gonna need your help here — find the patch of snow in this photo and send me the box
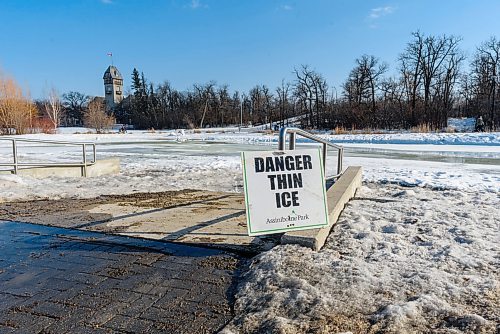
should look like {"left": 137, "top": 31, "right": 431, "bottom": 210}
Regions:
{"left": 223, "top": 184, "right": 499, "bottom": 333}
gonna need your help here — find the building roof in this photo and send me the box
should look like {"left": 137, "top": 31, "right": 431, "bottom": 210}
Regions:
{"left": 103, "top": 65, "right": 123, "bottom": 80}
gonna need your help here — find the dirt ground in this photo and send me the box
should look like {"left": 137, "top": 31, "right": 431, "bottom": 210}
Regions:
{"left": 0, "top": 190, "right": 225, "bottom": 229}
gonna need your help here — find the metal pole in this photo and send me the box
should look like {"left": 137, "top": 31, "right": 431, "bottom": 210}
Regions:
{"left": 337, "top": 148, "right": 343, "bottom": 175}
{"left": 492, "top": 75, "right": 496, "bottom": 131}
{"left": 278, "top": 127, "right": 287, "bottom": 150}
{"left": 239, "top": 100, "right": 242, "bottom": 132}
{"left": 93, "top": 144, "right": 96, "bottom": 163}
{"left": 289, "top": 132, "right": 296, "bottom": 150}
{"left": 322, "top": 144, "right": 327, "bottom": 174}
{"left": 82, "top": 144, "right": 87, "bottom": 177}
{"left": 12, "top": 139, "right": 18, "bottom": 175}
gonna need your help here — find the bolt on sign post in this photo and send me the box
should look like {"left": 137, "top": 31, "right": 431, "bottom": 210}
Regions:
{"left": 241, "top": 148, "right": 329, "bottom": 236}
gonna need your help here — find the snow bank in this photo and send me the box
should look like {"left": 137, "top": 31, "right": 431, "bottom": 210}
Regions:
{"left": 4, "top": 128, "right": 500, "bottom": 147}
{"left": 190, "top": 130, "right": 500, "bottom": 146}
{"left": 0, "top": 154, "right": 243, "bottom": 203}
{"left": 324, "top": 132, "right": 500, "bottom": 146}
{"left": 340, "top": 156, "right": 500, "bottom": 194}
{"left": 223, "top": 184, "right": 499, "bottom": 333}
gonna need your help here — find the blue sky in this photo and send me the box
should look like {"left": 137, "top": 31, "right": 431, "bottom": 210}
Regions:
{"left": 1, "top": 0, "right": 499, "bottom": 99}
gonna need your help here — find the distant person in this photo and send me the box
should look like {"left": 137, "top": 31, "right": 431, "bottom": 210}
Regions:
{"left": 475, "top": 116, "right": 485, "bottom": 132}
{"left": 119, "top": 125, "right": 126, "bottom": 133}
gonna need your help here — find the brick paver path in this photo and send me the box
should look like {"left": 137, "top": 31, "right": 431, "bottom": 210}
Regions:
{"left": 0, "top": 221, "right": 244, "bottom": 333}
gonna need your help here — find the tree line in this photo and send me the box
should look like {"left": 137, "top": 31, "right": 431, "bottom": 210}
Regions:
{"left": 0, "top": 77, "right": 114, "bottom": 135}
{"left": 1, "top": 32, "right": 499, "bottom": 135}
{"left": 115, "top": 33, "right": 499, "bottom": 131}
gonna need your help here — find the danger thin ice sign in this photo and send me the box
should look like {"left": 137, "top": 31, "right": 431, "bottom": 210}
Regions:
{"left": 241, "top": 148, "right": 329, "bottom": 236}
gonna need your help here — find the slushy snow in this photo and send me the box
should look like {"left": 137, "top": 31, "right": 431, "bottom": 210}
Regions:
{"left": 222, "top": 184, "right": 499, "bottom": 333}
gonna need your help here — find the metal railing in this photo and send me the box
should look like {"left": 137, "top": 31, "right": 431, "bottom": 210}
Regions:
{"left": 278, "top": 127, "right": 344, "bottom": 180}
{"left": 0, "top": 138, "right": 96, "bottom": 177}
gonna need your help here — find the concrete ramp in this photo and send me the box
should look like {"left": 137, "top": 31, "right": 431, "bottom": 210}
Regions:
{"left": 281, "top": 166, "right": 362, "bottom": 250}
{"left": 0, "top": 158, "right": 120, "bottom": 178}
{"left": 87, "top": 192, "right": 278, "bottom": 254}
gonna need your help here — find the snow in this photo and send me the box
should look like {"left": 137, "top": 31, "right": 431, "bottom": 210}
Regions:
{"left": 197, "top": 130, "right": 500, "bottom": 146}
{"left": 0, "top": 128, "right": 498, "bottom": 207}
{"left": 1, "top": 129, "right": 498, "bottom": 202}
{"left": 222, "top": 185, "right": 499, "bottom": 333}
{"left": 1, "top": 127, "right": 499, "bottom": 333}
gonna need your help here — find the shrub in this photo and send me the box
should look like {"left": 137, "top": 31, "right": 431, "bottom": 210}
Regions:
{"left": 31, "top": 117, "right": 56, "bottom": 134}
{"left": 0, "top": 71, "right": 34, "bottom": 135}
{"left": 411, "top": 123, "right": 433, "bottom": 133}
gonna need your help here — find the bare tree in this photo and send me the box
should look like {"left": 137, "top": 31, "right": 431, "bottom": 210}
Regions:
{"left": 294, "top": 65, "right": 328, "bottom": 128}
{"left": 217, "top": 85, "right": 230, "bottom": 127}
{"left": 343, "top": 55, "right": 387, "bottom": 126}
{"left": 399, "top": 32, "right": 463, "bottom": 128}
{"left": 44, "top": 87, "right": 63, "bottom": 130}
{"left": 195, "top": 82, "right": 216, "bottom": 128}
{"left": 474, "top": 37, "right": 500, "bottom": 129}
{"left": 276, "top": 80, "right": 292, "bottom": 127}
{"left": 249, "top": 85, "right": 272, "bottom": 126}
{"left": 399, "top": 31, "right": 424, "bottom": 126}
{"left": 84, "top": 98, "right": 115, "bottom": 133}
{"left": 379, "top": 77, "right": 406, "bottom": 128}
{"left": 62, "top": 91, "right": 89, "bottom": 126}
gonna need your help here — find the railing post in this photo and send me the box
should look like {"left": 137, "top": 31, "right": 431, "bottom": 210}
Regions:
{"left": 289, "top": 132, "right": 296, "bottom": 150}
{"left": 277, "top": 127, "right": 344, "bottom": 181}
{"left": 92, "top": 144, "right": 96, "bottom": 163}
{"left": 278, "top": 127, "right": 287, "bottom": 150}
{"left": 337, "top": 147, "right": 343, "bottom": 175}
{"left": 12, "top": 139, "right": 18, "bottom": 175}
{"left": 322, "top": 143, "right": 327, "bottom": 175}
{"left": 82, "top": 144, "right": 87, "bottom": 177}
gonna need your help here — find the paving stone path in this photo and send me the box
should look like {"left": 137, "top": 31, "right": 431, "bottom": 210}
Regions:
{"left": 0, "top": 221, "right": 245, "bottom": 334}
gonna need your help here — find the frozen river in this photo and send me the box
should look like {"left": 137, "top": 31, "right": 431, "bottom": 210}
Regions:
{"left": 1, "top": 131, "right": 499, "bottom": 202}
{"left": 88, "top": 139, "right": 500, "bottom": 164}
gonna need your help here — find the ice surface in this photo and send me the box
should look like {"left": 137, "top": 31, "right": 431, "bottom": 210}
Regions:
{"left": 0, "top": 129, "right": 499, "bottom": 202}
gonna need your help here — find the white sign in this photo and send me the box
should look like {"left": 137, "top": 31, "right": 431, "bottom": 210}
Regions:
{"left": 241, "top": 148, "right": 329, "bottom": 236}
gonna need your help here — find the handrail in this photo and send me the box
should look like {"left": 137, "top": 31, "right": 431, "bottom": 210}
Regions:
{"left": 278, "top": 127, "right": 344, "bottom": 180}
{"left": 0, "top": 137, "right": 96, "bottom": 177}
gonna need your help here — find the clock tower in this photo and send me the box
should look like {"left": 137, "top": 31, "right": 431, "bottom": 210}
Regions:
{"left": 103, "top": 65, "right": 123, "bottom": 111}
